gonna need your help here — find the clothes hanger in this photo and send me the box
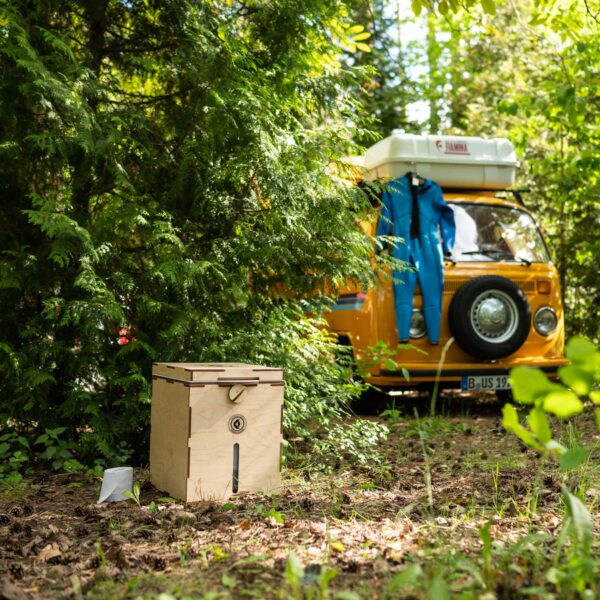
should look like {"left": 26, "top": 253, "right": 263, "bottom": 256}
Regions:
{"left": 406, "top": 170, "right": 425, "bottom": 186}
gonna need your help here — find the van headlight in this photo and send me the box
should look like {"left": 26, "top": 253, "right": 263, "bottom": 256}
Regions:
{"left": 410, "top": 309, "right": 426, "bottom": 338}
{"left": 534, "top": 306, "right": 558, "bottom": 335}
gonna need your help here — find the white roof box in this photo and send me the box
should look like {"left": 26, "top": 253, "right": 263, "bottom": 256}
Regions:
{"left": 363, "top": 132, "right": 518, "bottom": 189}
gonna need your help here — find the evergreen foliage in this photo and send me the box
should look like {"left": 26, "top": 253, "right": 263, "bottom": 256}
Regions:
{"left": 0, "top": 0, "right": 381, "bottom": 468}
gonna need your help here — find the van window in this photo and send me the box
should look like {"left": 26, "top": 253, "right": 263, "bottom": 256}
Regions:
{"left": 451, "top": 202, "right": 550, "bottom": 264}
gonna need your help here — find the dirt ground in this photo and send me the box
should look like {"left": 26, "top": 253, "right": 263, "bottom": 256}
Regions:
{"left": 0, "top": 393, "right": 598, "bottom": 599}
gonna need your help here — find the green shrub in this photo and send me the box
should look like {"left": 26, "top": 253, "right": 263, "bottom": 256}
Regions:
{"left": 0, "top": 0, "right": 380, "bottom": 472}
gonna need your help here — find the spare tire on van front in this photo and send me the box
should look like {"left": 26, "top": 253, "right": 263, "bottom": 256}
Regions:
{"left": 448, "top": 275, "right": 531, "bottom": 360}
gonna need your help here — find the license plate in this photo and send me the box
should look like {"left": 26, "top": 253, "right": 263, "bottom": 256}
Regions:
{"left": 461, "top": 375, "right": 511, "bottom": 391}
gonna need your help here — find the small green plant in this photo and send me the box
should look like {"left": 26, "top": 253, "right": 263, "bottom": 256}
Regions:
{"left": 547, "top": 487, "right": 596, "bottom": 596}
{"left": 312, "top": 418, "right": 389, "bottom": 472}
{"left": 491, "top": 462, "right": 500, "bottom": 514}
{"left": 503, "top": 337, "right": 599, "bottom": 458}
{"left": 178, "top": 540, "right": 193, "bottom": 566}
{"left": 95, "top": 541, "right": 107, "bottom": 569}
{"left": 404, "top": 415, "right": 467, "bottom": 440}
{"left": 356, "top": 340, "right": 425, "bottom": 380}
{"left": 476, "top": 527, "right": 551, "bottom": 595}
{"left": 265, "top": 506, "right": 285, "bottom": 524}
{"left": 285, "top": 554, "right": 339, "bottom": 600}
{"left": 34, "top": 427, "right": 83, "bottom": 471}
{"left": 429, "top": 336, "right": 455, "bottom": 416}
{"left": 0, "top": 431, "right": 30, "bottom": 486}
{"left": 380, "top": 398, "right": 403, "bottom": 425}
{"left": 253, "top": 503, "right": 285, "bottom": 524}
{"left": 159, "top": 497, "right": 179, "bottom": 504}
{"left": 123, "top": 482, "right": 142, "bottom": 508}
{"left": 479, "top": 520, "right": 493, "bottom": 582}
{"left": 384, "top": 563, "right": 452, "bottom": 600}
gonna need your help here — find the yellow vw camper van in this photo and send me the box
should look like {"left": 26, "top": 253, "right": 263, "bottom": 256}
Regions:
{"left": 326, "top": 133, "right": 567, "bottom": 396}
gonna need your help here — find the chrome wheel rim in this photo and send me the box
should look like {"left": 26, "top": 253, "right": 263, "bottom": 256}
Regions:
{"left": 470, "top": 290, "right": 519, "bottom": 343}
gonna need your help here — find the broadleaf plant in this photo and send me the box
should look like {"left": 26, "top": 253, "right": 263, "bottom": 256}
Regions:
{"left": 502, "top": 336, "right": 600, "bottom": 596}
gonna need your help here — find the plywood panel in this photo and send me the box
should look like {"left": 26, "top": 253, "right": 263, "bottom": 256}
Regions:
{"left": 150, "top": 379, "right": 190, "bottom": 501}
{"left": 187, "top": 383, "right": 283, "bottom": 500}
{"left": 188, "top": 385, "right": 237, "bottom": 433}
{"left": 187, "top": 432, "right": 282, "bottom": 500}
{"left": 236, "top": 435, "right": 282, "bottom": 494}
{"left": 188, "top": 385, "right": 282, "bottom": 433}
{"left": 153, "top": 362, "right": 284, "bottom": 383}
{"left": 187, "top": 443, "right": 236, "bottom": 501}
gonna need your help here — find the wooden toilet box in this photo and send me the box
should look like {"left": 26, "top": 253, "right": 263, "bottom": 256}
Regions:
{"left": 150, "top": 363, "right": 284, "bottom": 502}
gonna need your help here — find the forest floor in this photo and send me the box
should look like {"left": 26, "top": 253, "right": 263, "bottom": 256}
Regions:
{"left": 0, "top": 393, "right": 599, "bottom": 600}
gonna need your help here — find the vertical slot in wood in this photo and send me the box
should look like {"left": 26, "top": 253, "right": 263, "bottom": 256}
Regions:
{"left": 232, "top": 443, "right": 240, "bottom": 493}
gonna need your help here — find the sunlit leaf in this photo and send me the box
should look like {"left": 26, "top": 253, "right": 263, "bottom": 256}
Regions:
{"left": 558, "top": 364, "right": 593, "bottom": 395}
{"left": 545, "top": 439, "right": 567, "bottom": 454}
{"left": 481, "top": 0, "right": 497, "bottom": 15}
{"left": 543, "top": 389, "right": 584, "bottom": 417}
{"left": 346, "top": 25, "right": 365, "bottom": 35}
{"left": 527, "top": 407, "right": 551, "bottom": 443}
{"left": 509, "top": 367, "right": 558, "bottom": 405}
{"left": 502, "top": 404, "right": 543, "bottom": 450}
{"left": 565, "top": 336, "right": 597, "bottom": 364}
{"left": 565, "top": 337, "right": 600, "bottom": 378}
{"left": 411, "top": 0, "right": 423, "bottom": 16}
{"left": 383, "top": 358, "right": 397, "bottom": 371}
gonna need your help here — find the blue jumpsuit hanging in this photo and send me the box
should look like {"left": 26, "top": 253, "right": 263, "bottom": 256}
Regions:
{"left": 376, "top": 175, "right": 456, "bottom": 344}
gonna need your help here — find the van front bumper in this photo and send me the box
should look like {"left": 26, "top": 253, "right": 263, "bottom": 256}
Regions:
{"left": 373, "top": 358, "right": 568, "bottom": 387}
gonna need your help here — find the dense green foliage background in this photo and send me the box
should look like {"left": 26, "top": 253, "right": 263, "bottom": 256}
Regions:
{"left": 0, "top": 0, "right": 381, "bottom": 469}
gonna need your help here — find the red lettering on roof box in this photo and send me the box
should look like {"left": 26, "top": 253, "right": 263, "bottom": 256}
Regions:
{"left": 444, "top": 141, "right": 470, "bottom": 155}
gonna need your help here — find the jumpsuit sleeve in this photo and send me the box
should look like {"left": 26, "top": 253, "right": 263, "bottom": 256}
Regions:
{"left": 437, "top": 189, "right": 456, "bottom": 256}
{"left": 375, "top": 187, "right": 393, "bottom": 252}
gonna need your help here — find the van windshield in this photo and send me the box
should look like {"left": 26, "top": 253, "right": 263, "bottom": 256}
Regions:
{"left": 450, "top": 202, "right": 550, "bottom": 264}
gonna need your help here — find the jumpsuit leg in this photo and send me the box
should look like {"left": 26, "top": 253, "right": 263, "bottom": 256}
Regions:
{"left": 393, "top": 251, "right": 417, "bottom": 342}
{"left": 417, "top": 236, "right": 444, "bottom": 345}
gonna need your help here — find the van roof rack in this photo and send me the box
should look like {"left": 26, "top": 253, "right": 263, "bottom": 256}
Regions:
{"left": 442, "top": 187, "right": 531, "bottom": 207}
